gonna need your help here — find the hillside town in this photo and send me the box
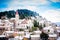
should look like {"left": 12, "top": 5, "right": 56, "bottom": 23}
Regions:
{"left": 0, "top": 11, "right": 60, "bottom": 40}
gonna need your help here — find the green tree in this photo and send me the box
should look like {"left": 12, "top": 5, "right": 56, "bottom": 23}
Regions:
{"left": 33, "top": 20, "right": 39, "bottom": 27}
{"left": 39, "top": 24, "right": 43, "bottom": 30}
{"left": 29, "top": 27, "right": 37, "bottom": 32}
{"left": 33, "top": 20, "right": 43, "bottom": 30}
{"left": 44, "top": 24, "right": 46, "bottom": 27}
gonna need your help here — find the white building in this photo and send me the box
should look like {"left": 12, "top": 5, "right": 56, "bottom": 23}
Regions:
{"left": 43, "top": 26, "right": 55, "bottom": 34}
{"left": 16, "top": 19, "right": 33, "bottom": 29}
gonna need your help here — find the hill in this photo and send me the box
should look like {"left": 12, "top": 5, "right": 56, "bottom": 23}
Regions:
{"left": 0, "top": 9, "right": 39, "bottom": 19}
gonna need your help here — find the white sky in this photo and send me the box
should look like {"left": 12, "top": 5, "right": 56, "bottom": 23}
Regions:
{"left": 40, "top": 9, "right": 60, "bottom": 22}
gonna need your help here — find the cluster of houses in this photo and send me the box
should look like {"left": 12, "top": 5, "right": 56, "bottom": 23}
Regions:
{"left": 0, "top": 11, "right": 60, "bottom": 40}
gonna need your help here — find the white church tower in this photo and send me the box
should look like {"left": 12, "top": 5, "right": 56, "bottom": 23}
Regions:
{"left": 15, "top": 11, "right": 19, "bottom": 27}
{"left": 15, "top": 11, "right": 19, "bottom": 20}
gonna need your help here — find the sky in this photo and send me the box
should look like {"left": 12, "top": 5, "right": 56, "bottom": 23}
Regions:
{"left": 0, "top": 0, "right": 60, "bottom": 23}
